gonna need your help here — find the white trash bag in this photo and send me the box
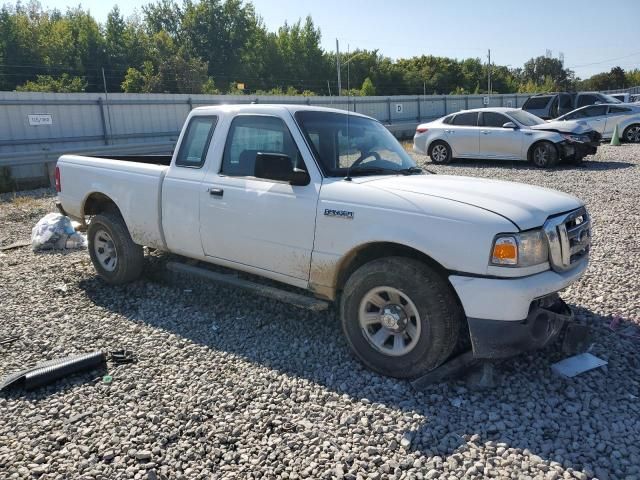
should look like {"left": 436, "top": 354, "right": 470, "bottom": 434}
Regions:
{"left": 31, "top": 213, "right": 87, "bottom": 251}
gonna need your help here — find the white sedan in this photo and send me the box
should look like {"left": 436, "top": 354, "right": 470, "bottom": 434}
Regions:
{"left": 413, "top": 108, "right": 600, "bottom": 168}
{"left": 556, "top": 104, "right": 640, "bottom": 143}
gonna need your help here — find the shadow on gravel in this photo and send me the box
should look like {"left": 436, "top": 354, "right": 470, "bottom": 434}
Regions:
{"left": 77, "top": 263, "right": 640, "bottom": 477}
{"left": 440, "top": 159, "right": 634, "bottom": 171}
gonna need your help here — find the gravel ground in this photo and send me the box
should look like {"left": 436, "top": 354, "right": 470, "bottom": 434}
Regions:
{"left": 1, "top": 145, "right": 639, "bottom": 480}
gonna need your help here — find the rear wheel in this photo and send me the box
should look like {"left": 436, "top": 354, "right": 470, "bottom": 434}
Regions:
{"left": 88, "top": 212, "right": 144, "bottom": 285}
{"left": 429, "top": 141, "right": 452, "bottom": 164}
{"left": 529, "top": 141, "right": 559, "bottom": 168}
{"left": 623, "top": 124, "right": 640, "bottom": 143}
{"left": 340, "top": 257, "right": 463, "bottom": 378}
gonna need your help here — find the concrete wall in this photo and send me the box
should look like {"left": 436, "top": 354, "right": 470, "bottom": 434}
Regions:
{"left": 0, "top": 91, "right": 532, "bottom": 190}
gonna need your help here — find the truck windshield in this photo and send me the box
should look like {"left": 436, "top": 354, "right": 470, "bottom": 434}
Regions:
{"left": 508, "top": 110, "right": 545, "bottom": 127}
{"left": 295, "top": 111, "right": 418, "bottom": 177}
{"left": 599, "top": 94, "right": 622, "bottom": 104}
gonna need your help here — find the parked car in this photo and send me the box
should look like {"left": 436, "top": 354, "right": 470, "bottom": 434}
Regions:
{"left": 56, "top": 105, "right": 591, "bottom": 379}
{"left": 556, "top": 104, "right": 640, "bottom": 142}
{"left": 631, "top": 94, "right": 640, "bottom": 104}
{"left": 522, "top": 92, "right": 622, "bottom": 119}
{"left": 608, "top": 93, "right": 631, "bottom": 103}
{"left": 413, "top": 107, "right": 600, "bottom": 167}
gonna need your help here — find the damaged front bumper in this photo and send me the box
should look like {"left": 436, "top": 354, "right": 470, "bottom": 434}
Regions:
{"left": 467, "top": 294, "right": 573, "bottom": 359}
{"left": 557, "top": 131, "right": 601, "bottom": 160}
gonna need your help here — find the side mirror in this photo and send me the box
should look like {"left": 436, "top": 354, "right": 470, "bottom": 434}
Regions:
{"left": 502, "top": 122, "right": 518, "bottom": 129}
{"left": 254, "top": 152, "right": 310, "bottom": 186}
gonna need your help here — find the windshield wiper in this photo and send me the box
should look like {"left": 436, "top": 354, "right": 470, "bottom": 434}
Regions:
{"left": 347, "top": 166, "right": 424, "bottom": 177}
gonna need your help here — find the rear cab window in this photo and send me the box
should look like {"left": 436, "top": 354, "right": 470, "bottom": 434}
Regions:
{"left": 577, "top": 94, "right": 598, "bottom": 108}
{"left": 175, "top": 116, "right": 218, "bottom": 168}
{"left": 523, "top": 96, "right": 551, "bottom": 110}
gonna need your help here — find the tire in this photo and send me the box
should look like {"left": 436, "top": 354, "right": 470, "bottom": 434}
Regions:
{"left": 529, "top": 141, "right": 559, "bottom": 168}
{"left": 88, "top": 212, "right": 144, "bottom": 285}
{"left": 429, "top": 141, "right": 452, "bottom": 164}
{"left": 623, "top": 124, "right": 640, "bottom": 143}
{"left": 339, "top": 257, "right": 464, "bottom": 379}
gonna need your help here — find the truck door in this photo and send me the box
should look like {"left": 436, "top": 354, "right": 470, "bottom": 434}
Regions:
{"left": 199, "top": 114, "right": 320, "bottom": 282}
{"left": 558, "top": 93, "right": 573, "bottom": 116}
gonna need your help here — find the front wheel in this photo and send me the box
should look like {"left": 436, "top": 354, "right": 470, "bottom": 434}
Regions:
{"left": 88, "top": 212, "right": 144, "bottom": 285}
{"left": 529, "top": 141, "right": 559, "bottom": 168}
{"left": 623, "top": 124, "right": 640, "bottom": 143}
{"left": 340, "top": 257, "right": 463, "bottom": 378}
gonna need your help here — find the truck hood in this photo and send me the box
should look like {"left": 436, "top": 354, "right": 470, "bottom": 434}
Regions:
{"left": 531, "top": 119, "right": 592, "bottom": 134}
{"left": 360, "top": 174, "right": 583, "bottom": 230}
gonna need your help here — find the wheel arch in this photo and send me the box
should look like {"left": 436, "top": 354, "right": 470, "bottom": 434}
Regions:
{"left": 527, "top": 139, "right": 559, "bottom": 162}
{"left": 427, "top": 137, "right": 451, "bottom": 155}
{"left": 334, "top": 242, "right": 462, "bottom": 307}
{"left": 83, "top": 192, "right": 123, "bottom": 218}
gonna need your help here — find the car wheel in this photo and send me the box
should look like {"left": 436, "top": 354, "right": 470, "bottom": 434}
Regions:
{"left": 339, "top": 257, "right": 463, "bottom": 378}
{"left": 429, "top": 141, "right": 452, "bottom": 164}
{"left": 623, "top": 124, "right": 640, "bottom": 143}
{"left": 88, "top": 212, "right": 144, "bottom": 285}
{"left": 530, "top": 141, "right": 559, "bottom": 168}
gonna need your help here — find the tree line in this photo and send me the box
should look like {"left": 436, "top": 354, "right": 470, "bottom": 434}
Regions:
{"left": 1, "top": 0, "right": 639, "bottom": 96}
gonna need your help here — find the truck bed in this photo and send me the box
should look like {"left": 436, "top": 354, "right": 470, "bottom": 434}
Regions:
{"left": 57, "top": 154, "right": 170, "bottom": 249}
{"left": 86, "top": 154, "right": 173, "bottom": 166}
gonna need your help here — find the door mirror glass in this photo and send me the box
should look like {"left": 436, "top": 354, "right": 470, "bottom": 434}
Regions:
{"left": 254, "top": 152, "right": 310, "bottom": 186}
{"left": 502, "top": 122, "right": 518, "bottom": 129}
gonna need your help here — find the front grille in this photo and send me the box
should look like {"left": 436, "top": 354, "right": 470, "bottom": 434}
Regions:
{"left": 543, "top": 207, "right": 590, "bottom": 272}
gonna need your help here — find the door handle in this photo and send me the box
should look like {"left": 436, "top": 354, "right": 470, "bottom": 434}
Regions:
{"left": 481, "top": 130, "right": 490, "bottom": 134}
{"left": 208, "top": 188, "right": 224, "bottom": 197}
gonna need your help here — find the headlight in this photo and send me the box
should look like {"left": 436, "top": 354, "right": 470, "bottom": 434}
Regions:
{"left": 490, "top": 230, "right": 549, "bottom": 267}
{"left": 561, "top": 133, "right": 589, "bottom": 143}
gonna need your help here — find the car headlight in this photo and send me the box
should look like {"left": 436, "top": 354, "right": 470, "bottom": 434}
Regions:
{"left": 490, "top": 230, "right": 549, "bottom": 267}
{"left": 561, "top": 133, "right": 589, "bottom": 143}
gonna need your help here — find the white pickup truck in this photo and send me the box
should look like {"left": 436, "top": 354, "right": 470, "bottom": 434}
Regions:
{"left": 56, "top": 104, "right": 591, "bottom": 378}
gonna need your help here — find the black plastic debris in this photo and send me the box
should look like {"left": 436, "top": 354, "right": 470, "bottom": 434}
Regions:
{"left": 109, "top": 349, "right": 137, "bottom": 365}
{"left": 0, "top": 351, "right": 106, "bottom": 392}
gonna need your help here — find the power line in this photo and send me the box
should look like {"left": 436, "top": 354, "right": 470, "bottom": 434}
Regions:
{"left": 567, "top": 51, "right": 640, "bottom": 69}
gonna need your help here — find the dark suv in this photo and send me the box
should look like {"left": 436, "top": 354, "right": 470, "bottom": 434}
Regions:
{"left": 522, "top": 92, "right": 622, "bottom": 119}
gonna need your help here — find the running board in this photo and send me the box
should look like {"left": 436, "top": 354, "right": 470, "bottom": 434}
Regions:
{"left": 166, "top": 261, "right": 330, "bottom": 312}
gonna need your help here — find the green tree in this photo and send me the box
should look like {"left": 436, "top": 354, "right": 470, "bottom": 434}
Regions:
{"left": 360, "top": 77, "right": 375, "bottom": 96}
{"left": 16, "top": 73, "right": 87, "bottom": 92}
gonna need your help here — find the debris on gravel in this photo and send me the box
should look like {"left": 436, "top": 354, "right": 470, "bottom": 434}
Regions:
{"left": 1, "top": 145, "right": 639, "bottom": 479}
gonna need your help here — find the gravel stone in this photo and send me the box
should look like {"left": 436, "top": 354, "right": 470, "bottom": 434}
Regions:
{"left": 1, "top": 145, "right": 639, "bottom": 478}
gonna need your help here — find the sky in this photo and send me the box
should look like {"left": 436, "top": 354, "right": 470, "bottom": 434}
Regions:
{"left": 36, "top": 0, "right": 640, "bottom": 78}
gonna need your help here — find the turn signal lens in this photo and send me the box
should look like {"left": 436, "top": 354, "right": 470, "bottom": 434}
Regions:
{"left": 492, "top": 237, "right": 517, "bottom": 265}
{"left": 416, "top": 126, "right": 429, "bottom": 133}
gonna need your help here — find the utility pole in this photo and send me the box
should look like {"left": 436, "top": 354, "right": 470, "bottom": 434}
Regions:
{"left": 487, "top": 49, "right": 491, "bottom": 95}
{"left": 336, "top": 39, "right": 342, "bottom": 96}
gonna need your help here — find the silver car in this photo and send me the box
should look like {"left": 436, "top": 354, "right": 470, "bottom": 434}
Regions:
{"left": 556, "top": 104, "right": 640, "bottom": 143}
{"left": 413, "top": 107, "right": 600, "bottom": 168}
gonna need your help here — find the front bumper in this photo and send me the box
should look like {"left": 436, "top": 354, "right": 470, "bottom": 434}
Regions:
{"left": 449, "top": 257, "right": 587, "bottom": 321}
{"left": 450, "top": 259, "right": 587, "bottom": 359}
{"left": 558, "top": 134, "right": 600, "bottom": 159}
{"left": 467, "top": 294, "right": 572, "bottom": 358}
